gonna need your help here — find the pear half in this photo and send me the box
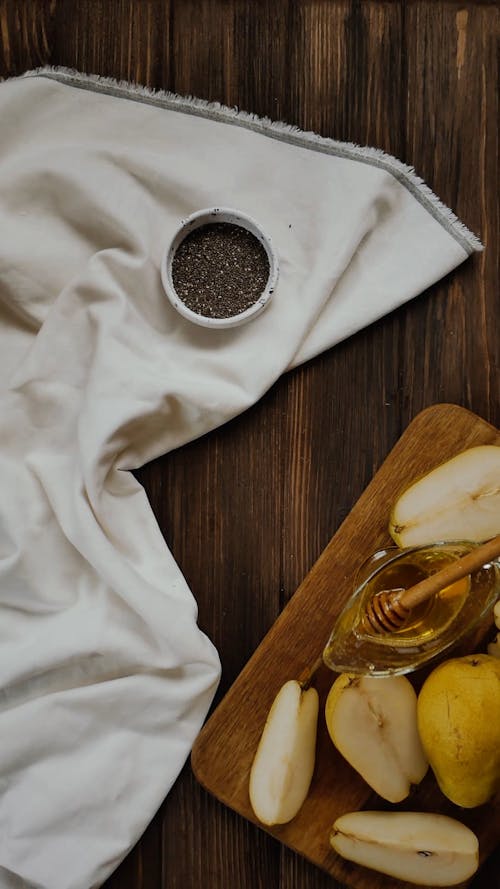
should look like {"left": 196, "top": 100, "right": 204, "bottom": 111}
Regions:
{"left": 249, "top": 679, "right": 318, "bottom": 826}
{"left": 330, "top": 811, "right": 479, "bottom": 886}
{"left": 325, "top": 674, "right": 428, "bottom": 802}
{"left": 389, "top": 445, "right": 500, "bottom": 547}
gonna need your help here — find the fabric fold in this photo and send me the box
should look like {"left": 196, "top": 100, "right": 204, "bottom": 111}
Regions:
{"left": 0, "top": 68, "right": 481, "bottom": 889}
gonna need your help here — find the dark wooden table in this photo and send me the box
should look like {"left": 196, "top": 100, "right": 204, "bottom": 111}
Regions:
{"left": 1, "top": 2, "right": 498, "bottom": 888}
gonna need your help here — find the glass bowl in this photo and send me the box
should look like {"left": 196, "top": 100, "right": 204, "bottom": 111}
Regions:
{"left": 322, "top": 541, "right": 500, "bottom": 677}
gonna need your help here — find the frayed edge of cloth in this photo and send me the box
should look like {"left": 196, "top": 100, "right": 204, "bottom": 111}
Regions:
{"left": 8, "top": 65, "right": 484, "bottom": 255}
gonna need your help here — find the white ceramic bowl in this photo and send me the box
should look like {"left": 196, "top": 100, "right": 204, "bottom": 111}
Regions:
{"left": 160, "top": 207, "right": 279, "bottom": 329}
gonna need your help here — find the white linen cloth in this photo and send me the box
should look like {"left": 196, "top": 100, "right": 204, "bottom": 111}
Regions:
{"left": 0, "top": 68, "right": 482, "bottom": 889}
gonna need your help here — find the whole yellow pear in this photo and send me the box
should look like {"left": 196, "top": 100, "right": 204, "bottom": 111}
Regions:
{"left": 417, "top": 654, "right": 500, "bottom": 807}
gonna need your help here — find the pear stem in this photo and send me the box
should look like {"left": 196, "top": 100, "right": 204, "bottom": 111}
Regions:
{"left": 297, "top": 654, "right": 324, "bottom": 689}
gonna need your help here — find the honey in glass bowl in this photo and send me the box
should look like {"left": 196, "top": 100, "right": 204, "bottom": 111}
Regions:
{"left": 322, "top": 541, "right": 500, "bottom": 677}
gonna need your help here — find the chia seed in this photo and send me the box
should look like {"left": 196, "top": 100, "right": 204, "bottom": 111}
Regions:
{"left": 171, "top": 222, "right": 270, "bottom": 319}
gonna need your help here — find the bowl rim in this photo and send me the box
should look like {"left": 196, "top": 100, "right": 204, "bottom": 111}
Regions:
{"left": 160, "top": 207, "right": 279, "bottom": 329}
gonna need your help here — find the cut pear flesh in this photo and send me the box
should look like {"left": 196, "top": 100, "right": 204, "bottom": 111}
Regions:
{"left": 330, "top": 811, "right": 479, "bottom": 886}
{"left": 249, "top": 679, "right": 318, "bottom": 826}
{"left": 488, "top": 601, "right": 500, "bottom": 658}
{"left": 325, "top": 674, "right": 428, "bottom": 803}
{"left": 389, "top": 445, "right": 500, "bottom": 547}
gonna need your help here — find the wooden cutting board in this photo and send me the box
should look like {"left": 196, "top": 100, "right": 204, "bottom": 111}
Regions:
{"left": 191, "top": 404, "right": 500, "bottom": 889}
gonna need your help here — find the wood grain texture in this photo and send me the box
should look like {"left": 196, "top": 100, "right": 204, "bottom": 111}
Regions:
{"left": 192, "top": 404, "right": 500, "bottom": 889}
{"left": 0, "top": 2, "right": 498, "bottom": 888}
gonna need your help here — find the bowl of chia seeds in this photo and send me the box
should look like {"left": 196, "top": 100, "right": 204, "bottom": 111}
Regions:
{"left": 161, "top": 208, "right": 279, "bottom": 329}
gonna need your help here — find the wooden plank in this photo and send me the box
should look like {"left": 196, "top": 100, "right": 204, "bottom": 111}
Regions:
{"left": 192, "top": 404, "right": 500, "bottom": 889}
{"left": 280, "top": 0, "right": 406, "bottom": 639}
{"left": 401, "top": 1, "right": 499, "bottom": 426}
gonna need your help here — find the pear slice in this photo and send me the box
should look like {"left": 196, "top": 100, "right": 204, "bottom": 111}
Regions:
{"left": 249, "top": 679, "right": 318, "bottom": 826}
{"left": 488, "top": 634, "right": 500, "bottom": 658}
{"left": 389, "top": 445, "right": 500, "bottom": 547}
{"left": 325, "top": 674, "right": 428, "bottom": 802}
{"left": 330, "top": 811, "right": 479, "bottom": 886}
{"left": 487, "top": 601, "right": 500, "bottom": 659}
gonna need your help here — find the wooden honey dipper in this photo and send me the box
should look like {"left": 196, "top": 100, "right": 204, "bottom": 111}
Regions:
{"left": 361, "top": 534, "right": 500, "bottom": 635}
